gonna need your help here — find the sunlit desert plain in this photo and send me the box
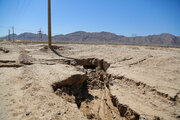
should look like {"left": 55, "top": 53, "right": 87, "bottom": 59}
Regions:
{"left": 0, "top": 40, "right": 180, "bottom": 120}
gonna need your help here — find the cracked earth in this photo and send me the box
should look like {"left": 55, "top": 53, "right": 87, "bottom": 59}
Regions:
{"left": 0, "top": 40, "right": 180, "bottom": 120}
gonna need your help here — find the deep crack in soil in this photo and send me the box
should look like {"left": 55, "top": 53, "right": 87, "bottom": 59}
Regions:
{"left": 52, "top": 58, "right": 140, "bottom": 120}
{"left": 0, "top": 47, "right": 9, "bottom": 53}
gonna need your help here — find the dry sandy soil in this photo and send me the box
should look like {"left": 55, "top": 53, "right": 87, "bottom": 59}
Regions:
{"left": 0, "top": 40, "right": 180, "bottom": 120}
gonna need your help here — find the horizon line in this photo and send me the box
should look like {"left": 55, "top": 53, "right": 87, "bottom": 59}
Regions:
{"left": 1, "top": 31, "right": 180, "bottom": 38}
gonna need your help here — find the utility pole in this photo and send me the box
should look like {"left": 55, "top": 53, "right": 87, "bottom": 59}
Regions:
{"left": 8, "top": 29, "right": 10, "bottom": 40}
{"left": 12, "top": 26, "right": 14, "bottom": 41}
{"left": 38, "top": 29, "right": 42, "bottom": 41}
{"left": 48, "top": 0, "right": 52, "bottom": 48}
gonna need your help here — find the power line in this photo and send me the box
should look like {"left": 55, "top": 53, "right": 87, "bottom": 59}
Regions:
{"left": 0, "top": 25, "right": 44, "bottom": 35}
{"left": 10, "top": 0, "right": 33, "bottom": 29}
{"left": 0, "top": 25, "right": 12, "bottom": 28}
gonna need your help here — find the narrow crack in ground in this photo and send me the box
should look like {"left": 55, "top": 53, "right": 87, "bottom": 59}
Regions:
{"left": 113, "top": 75, "right": 180, "bottom": 103}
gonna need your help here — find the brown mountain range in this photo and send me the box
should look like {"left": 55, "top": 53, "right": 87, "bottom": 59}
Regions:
{"left": 1, "top": 31, "right": 180, "bottom": 47}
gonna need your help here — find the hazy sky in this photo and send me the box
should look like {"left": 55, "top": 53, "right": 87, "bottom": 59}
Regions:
{"left": 0, "top": 0, "right": 180, "bottom": 37}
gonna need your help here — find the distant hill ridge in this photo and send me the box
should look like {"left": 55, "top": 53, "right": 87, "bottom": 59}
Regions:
{"left": 1, "top": 31, "right": 180, "bottom": 47}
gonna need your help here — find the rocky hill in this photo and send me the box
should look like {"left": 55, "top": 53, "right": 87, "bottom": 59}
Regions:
{"left": 1, "top": 31, "right": 180, "bottom": 47}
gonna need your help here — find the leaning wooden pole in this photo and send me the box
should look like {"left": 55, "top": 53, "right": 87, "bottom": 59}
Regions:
{"left": 12, "top": 26, "right": 14, "bottom": 42}
{"left": 48, "top": 0, "right": 52, "bottom": 48}
{"left": 8, "top": 29, "right": 10, "bottom": 40}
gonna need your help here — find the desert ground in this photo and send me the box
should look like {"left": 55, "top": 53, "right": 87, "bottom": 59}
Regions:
{"left": 0, "top": 40, "right": 180, "bottom": 120}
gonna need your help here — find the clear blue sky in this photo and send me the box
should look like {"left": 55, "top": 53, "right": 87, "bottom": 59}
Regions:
{"left": 0, "top": 0, "right": 180, "bottom": 37}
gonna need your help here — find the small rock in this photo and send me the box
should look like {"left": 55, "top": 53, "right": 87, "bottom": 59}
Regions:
{"left": 87, "top": 114, "right": 95, "bottom": 119}
{"left": 26, "top": 111, "right": 31, "bottom": 116}
{"left": 141, "top": 117, "right": 146, "bottom": 120}
{"left": 110, "top": 82, "right": 113, "bottom": 86}
{"left": 57, "top": 112, "right": 61, "bottom": 115}
{"left": 95, "top": 96, "right": 99, "bottom": 99}
{"left": 112, "top": 113, "right": 116, "bottom": 119}
{"left": 92, "top": 69, "right": 96, "bottom": 72}
{"left": 154, "top": 116, "right": 160, "bottom": 120}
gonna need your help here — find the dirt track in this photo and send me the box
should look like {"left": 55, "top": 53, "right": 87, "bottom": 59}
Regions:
{"left": 0, "top": 40, "right": 180, "bottom": 120}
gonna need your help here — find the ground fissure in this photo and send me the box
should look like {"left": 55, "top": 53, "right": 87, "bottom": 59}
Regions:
{"left": 52, "top": 58, "right": 140, "bottom": 120}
